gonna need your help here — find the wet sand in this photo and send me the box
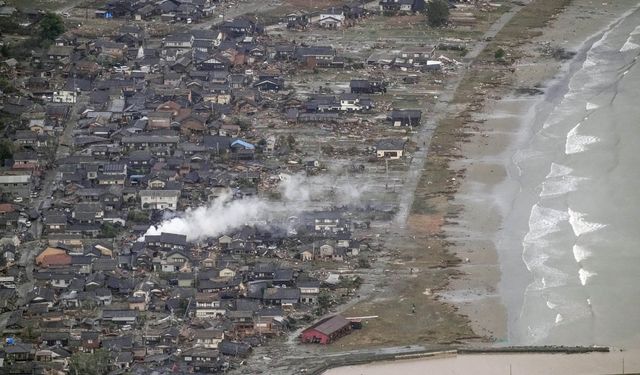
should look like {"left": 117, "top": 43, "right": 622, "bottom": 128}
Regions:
{"left": 326, "top": 348, "right": 640, "bottom": 375}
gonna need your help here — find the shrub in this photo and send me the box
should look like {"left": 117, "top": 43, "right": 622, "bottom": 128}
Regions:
{"left": 427, "top": 0, "right": 449, "bottom": 27}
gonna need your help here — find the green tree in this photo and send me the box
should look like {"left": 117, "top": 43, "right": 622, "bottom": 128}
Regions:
{"left": 100, "top": 223, "right": 122, "bottom": 238}
{"left": 0, "top": 78, "right": 16, "bottom": 93}
{"left": 287, "top": 134, "right": 296, "bottom": 148}
{"left": 69, "top": 349, "right": 111, "bottom": 375}
{"left": 495, "top": 48, "right": 506, "bottom": 60}
{"left": 0, "top": 140, "right": 13, "bottom": 163}
{"left": 39, "top": 13, "right": 65, "bottom": 42}
{"left": 426, "top": 0, "right": 449, "bottom": 27}
{"left": 317, "top": 291, "right": 332, "bottom": 314}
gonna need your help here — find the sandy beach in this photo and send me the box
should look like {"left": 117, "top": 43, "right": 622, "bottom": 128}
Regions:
{"left": 441, "top": 0, "right": 640, "bottom": 346}
{"left": 326, "top": 348, "right": 640, "bottom": 375}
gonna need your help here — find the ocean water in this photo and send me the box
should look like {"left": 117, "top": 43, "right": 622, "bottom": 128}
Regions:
{"left": 498, "top": 5, "right": 640, "bottom": 347}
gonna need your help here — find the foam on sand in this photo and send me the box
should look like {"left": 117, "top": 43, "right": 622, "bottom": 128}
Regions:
{"left": 565, "top": 123, "right": 600, "bottom": 154}
{"left": 555, "top": 313, "right": 564, "bottom": 324}
{"left": 572, "top": 244, "right": 592, "bottom": 263}
{"left": 568, "top": 208, "right": 607, "bottom": 237}
{"left": 578, "top": 268, "right": 597, "bottom": 286}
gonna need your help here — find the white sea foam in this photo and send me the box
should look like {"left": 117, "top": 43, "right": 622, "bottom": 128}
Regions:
{"left": 586, "top": 102, "right": 599, "bottom": 110}
{"left": 539, "top": 175, "right": 586, "bottom": 197}
{"left": 565, "top": 123, "right": 600, "bottom": 154}
{"left": 620, "top": 40, "right": 640, "bottom": 52}
{"left": 572, "top": 244, "right": 592, "bottom": 263}
{"left": 578, "top": 268, "right": 597, "bottom": 286}
{"left": 583, "top": 55, "right": 597, "bottom": 68}
{"left": 545, "top": 163, "right": 573, "bottom": 178}
{"left": 555, "top": 314, "right": 564, "bottom": 324}
{"left": 568, "top": 208, "right": 607, "bottom": 236}
{"left": 523, "top": 259, "right": 569, "bottom": 291}
{"left": 522, "top": 249, "right": 549, "bottom": 272}
{"left": 546, "top": 301, "right": 557, "bottom": 309}
{"left": 632, "top": 25, "right": 640, "bottom": 36}
{"left": 524, "top": 204, "right": 570, "bottom": 242}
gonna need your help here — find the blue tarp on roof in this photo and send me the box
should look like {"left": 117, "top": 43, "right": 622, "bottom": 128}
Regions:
{"left": 230, "top": 139, "right": 255, "bottom": 150}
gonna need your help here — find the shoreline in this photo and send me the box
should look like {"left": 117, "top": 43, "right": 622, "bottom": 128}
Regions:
{"left": 444, "top": 0, "right": 640, "bottom": 346}
{"left": 324, "top": 346, "right": 640, "bottom": 375}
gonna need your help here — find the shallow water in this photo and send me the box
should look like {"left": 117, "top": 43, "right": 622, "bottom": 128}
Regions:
{"left": 498, "top": 4, "right": 640, "bottom": 347}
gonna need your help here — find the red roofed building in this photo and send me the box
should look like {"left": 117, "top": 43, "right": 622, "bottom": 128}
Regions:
{"left": 0, "top": 204, "right": 15, "bottom": 214}
{"left": 36, "top": 247, "right": 72, "bottom": 267}
{"left": 300, "top": 315, "right": 352, "bottom": 344}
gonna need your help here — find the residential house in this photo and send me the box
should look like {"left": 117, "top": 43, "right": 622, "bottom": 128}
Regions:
{"left": 374, "top": 138, "right": 406, "bottom": 159}
{"left": 388, "top": 109, "right": 422, "bottom": 127}
{"left": 253, "top": 75, "right": 284, "bottom": 92}
{"left": 219, "top": 18, "right": 256, "bottom": 37}
{"left": 379, "top": 0, "right": 425, "bottom": 13}
{"left": 318, "top": 8, "right": 345, "bottom": 28}
{"left": 262, "top": 287, "right": 300, "bottom": 307}
{"left": 101, "top": 309, "right": 139, "bottom": 325}
{"left": 193, "top": 329, "right": 225, "bottom": 349}
{"left": 350, "top": 79, "right": 387, "bottom": 94}
{"left": 139, "top": 189, "right": 180, "bottom": 210}
{"left": 194, "top": 292, "right": 225, "bottom": 317}
{"left": 298, "top": 279, "right": 321, "bottom": 304}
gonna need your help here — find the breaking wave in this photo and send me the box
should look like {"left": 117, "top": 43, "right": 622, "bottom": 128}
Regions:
{"left": 565, "top": 123, "right": 600, "bottom": 154}
{"left": 568, "top": 208, "right": 607, "bottom": 237}
{"left": 524, "top": 204, "right": 570, "bottom": 242}
{"left": 572, "top": 244, "right": 592, "bottom": 263}
{"left": 578, "top": 268, "right": 597, "bottom": 286}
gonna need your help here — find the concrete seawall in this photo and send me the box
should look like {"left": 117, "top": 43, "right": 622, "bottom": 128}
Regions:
{"left": 310, "top": 346, "right": 611, "bottom": 375}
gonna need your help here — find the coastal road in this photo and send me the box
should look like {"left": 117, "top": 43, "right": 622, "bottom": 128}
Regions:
{"left": 393, "top": 2, "right": 526, "bottom": 227}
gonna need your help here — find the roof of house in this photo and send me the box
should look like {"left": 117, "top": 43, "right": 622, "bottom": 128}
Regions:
{"left": 375, "top": 138, "right": 406, "bottom": 150}
{"left": 304, "top": 315, "right": 350, "bottom": 336}
{"left": 262, "top": 287, "right": 300, "bottom": 300}
{"left": 139, "top": 189, "right": 181, "bottom": 198}
{"left": 193, "top": 329, "right": 224, "bottom": 340}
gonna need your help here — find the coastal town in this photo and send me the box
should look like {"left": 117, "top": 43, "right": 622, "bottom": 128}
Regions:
{"left": 0, "top": 0, "right": 509, "bottom": 373}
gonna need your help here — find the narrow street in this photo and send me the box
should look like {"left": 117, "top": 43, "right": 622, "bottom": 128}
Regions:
{"left": 29, "top": 94, "right": 87, "bottom": 240}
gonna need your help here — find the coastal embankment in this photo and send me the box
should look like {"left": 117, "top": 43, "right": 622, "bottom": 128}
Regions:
{"left": 323, "top": 346, "right": 639, "bottom": 375}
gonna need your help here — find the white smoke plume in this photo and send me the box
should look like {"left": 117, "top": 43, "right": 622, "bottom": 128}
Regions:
{"left": 143, "top": 172, "right": 369, "bottom": 242}
{"left": 144, "top": 194, "right": 269, "bottom": 242}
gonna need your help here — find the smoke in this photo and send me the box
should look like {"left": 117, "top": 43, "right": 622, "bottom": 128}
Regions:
{"left": 143, "top": 173, "right": 369, "bottom": 242}
{"left": 144, "top": 194, "right": 269, "bottom": 242}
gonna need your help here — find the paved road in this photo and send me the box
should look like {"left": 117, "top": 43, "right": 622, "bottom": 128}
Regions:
{"left": 29, "top": 94, "right": 86, "bottom": 239}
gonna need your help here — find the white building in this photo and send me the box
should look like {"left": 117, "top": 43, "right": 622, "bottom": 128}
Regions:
{"left": 139, "top": 190, "right": 180, "bottom": 210}
{"left": 52, "top": 90, "right": 77, "bottom": 104}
